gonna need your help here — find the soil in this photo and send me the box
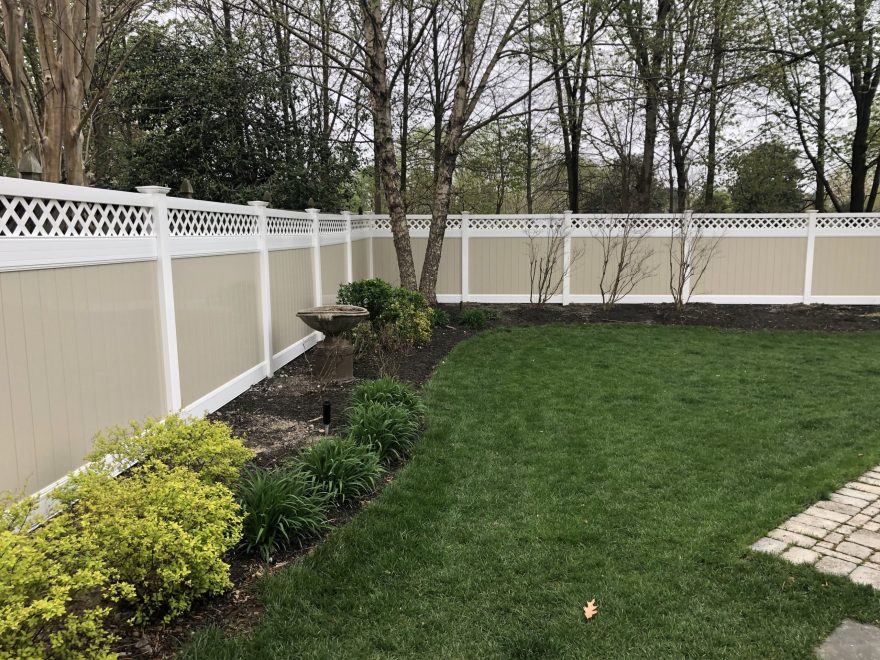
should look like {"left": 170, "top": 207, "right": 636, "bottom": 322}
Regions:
{"left": 113, "top": 302, "right": 880, "bottom": 658}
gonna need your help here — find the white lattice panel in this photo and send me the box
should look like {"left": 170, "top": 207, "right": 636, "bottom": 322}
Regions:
{"left": 470, "top": 216, "right": 541, "bottom": 231}
{"left": 817, "top": 214, "right": 880, "bottom": 230}
{"left": 570, "top": 215, "right": 679, "bottom": 231}
{"left": 1, "top": 196, "right": 153, "bottom": 237}
{"left": 351, "top": 217, "right": 373, "bottom": 231}
{"left": 319, "top": 216, "right": 346, "bottom": 233}
{"left": 169, "top": 208, "right": 257, "bottom": 236}
{"left": 692, "top": 214, "right": 807, "bottom": 230}
{"left": 268, "top": 215, "right": 312, "bottom": 235}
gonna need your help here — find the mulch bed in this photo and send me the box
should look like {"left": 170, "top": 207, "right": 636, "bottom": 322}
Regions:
{"left": 114, "top": 302, "right": 880, "bottom": 658}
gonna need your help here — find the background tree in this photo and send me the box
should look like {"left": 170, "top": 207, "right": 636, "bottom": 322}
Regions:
{"left": 729, "top": 139, "right": 805, "bottom": 212}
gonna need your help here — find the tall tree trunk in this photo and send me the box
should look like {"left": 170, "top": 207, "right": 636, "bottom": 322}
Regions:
{"left": 704, "top": 19, "right": 722, "bottom": 209}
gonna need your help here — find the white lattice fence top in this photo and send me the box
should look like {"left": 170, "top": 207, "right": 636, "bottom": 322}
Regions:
{"left": 319, "top": 216, "right": 346, "bottom": 233}
{"left": 1, "top": 196, "right": 153, "bottom": 237}
{"left": 351, "top": 217, "right": 373, "bottom": 231}
{"left": 169, "top": 208, "right": 257, "bottom": 236}
{"left": 692, "top": 214, "right": 808, "bottom": 230}
{"left": 817, "top": 214, "right": 880, "bottom": 230}
{"left": 267, "top": 215, "right": 312, "bottom": 235}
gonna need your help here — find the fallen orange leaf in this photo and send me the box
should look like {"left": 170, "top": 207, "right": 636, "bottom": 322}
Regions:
{"left": 583, "top": 599, "right": 598, "bottom": 620}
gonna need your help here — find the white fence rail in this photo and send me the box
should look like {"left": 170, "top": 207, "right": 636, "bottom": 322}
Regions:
{"left": 2, "top": 177, "right": 880, "bottom": 498}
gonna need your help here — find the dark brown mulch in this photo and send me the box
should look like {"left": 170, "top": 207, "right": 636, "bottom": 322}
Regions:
{"left": 114, "top": 302, "right": 880, "bottom": 658}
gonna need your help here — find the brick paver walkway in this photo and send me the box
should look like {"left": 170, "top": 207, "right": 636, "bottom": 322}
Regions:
{"left": 752, "top": 466, "right": 880, "bottom": 589}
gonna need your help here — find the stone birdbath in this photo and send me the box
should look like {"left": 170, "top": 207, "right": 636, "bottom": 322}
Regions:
{"left": 297, "top": 305, "right": 369, "bottom": 383}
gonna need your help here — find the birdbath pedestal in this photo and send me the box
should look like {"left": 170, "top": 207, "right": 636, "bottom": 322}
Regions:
{"left": 297, "top": 305, "right": 369, "bottom": 383}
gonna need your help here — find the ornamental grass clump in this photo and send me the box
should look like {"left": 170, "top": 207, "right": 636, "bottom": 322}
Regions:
{"left": 58, "top": 461, "right": 244, "bottom": 625}
{"left": 236, "top": 466, "right": 330, "bottom": 562}
{"left": 346, "top": 401, "right": 420, "bottom": 463}
{"left": 350, "top": 377, "right": 426, "bottom": 426}
{"left": 297, "top": 436, "right": 383, "bottom": 504}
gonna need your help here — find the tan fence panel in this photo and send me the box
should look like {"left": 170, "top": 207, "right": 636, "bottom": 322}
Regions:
{"left": 269, "top": 248, "right": 315, "bottom": 351}
{"left": 321, "top": 243, "right": 347, "bottom": 304}
{"left": 570, "top": 237, "right": 673, "bottom": 296}
{"left": 370, "top": 237, "right": 461, "bottom": 293}
{"left": 352, "top": 238, "right": 371, "bottom": 280}
{"left": 812, "top": 237, "right": 880, "bottom": 296}
{"left": 372, "top": 238, "right": 400, "bottom": 285}
{"left": 694, "top": 237, "right": 806, "bottom": 295}
{"left": 469, "top": 237, "right": 533, "bottom": 294}
{"left": 0, "top": 262, "right": 165, "bottom": 494}
{"left": 173, "top": 253, "right": 262, "bottom": 408}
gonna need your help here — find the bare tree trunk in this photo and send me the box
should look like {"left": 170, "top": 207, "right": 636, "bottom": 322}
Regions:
{"left": 360, "top": 0, "right": 417, "bottom": 289}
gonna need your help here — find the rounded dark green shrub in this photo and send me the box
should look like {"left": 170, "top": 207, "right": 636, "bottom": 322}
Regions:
{"left": 346, "top": 402, "right": 420, "bottom": 462}
{"left": 351, "top": 377, "right": 426, "bottom": 425}
{"left": 337, "top": 278, "right": 394, "bottom": 324}
{"left": 459, "top": 307, "right": 497, "bottom": 330}
{"left": 431, "top": 307, "right": 450, "bottom": 327}
{"left": 297, "top": 436, "right": 383, "bottom": 503}
{"left": 236, "top": 466, "right": 329, "bottom": 562}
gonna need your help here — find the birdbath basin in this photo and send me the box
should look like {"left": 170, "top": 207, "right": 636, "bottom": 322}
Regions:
{"left": 297, "top": 305, "right": 369, "bottom": 382}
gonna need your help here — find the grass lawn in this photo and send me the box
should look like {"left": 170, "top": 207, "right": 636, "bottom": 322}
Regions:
{"left": 185, "top": 324, "right": 880, "bottom": 658}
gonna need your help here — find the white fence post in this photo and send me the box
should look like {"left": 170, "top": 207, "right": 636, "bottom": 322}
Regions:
{"left": 308, "top": 208, "right": 323, "bottom": 306}
{"left": 249, "top": 201, "right": 273, "bottom": 377}
{"left": 682, "top": 209, "right": 694, "bottom": 303}
{"left": 137, "top": 186, "right": 181, "bottom": 411}
{"left": 461, "top": 212, "right": 470, "bottom": 303}
{"left": 368, "top": 216, "right": 375, "bottom": 279}
{"left": 803, "top": 210, "right": 817, "bottom": 304}
{"left": 343, "top": 210, "right": 354, "bottom": 283}
{"left": 562, "top": 211, "right": 572, "bottom": 306}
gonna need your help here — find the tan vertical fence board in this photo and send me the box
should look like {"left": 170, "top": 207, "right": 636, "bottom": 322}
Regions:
{"left": 0, "top": 263, "right": 165, "bottom": 495}
{"left": 812, "top": 237, "right": 880, "bottom": 295}
{"left": 321, "top": 243, "right": 347, "bottom": 304}
{"left": 372, "top": 238, "right": 401, "bottom": 285}
{"left": 694, "top": 237, "right": 806, "bottom": 295}
{"left": 469, "top": 237, "right": 533, "bottom": 295}
{"left": 173, "top": 254, "right": 262, "bottom": 409}
{"left": 269, "top": 248, "right": 315, "bottom": 350}
{"left": 409, "top": 237, "right": 461, "bottom": 294}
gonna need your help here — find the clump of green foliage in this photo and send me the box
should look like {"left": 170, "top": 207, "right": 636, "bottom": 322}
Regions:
{"left": 0, "top": 497, "right": 114, "bottom": 659}
{"left": 87, "top": 414, "right": 253, "bottom": 486}
{"left": 459, "top": 307, "right": 497, "bottom": 331}
{"left": 431, "top": 307, "right": 450, "bottom": 327}
{"left": 297, "top": 437, "right": 383, "bottom": 504}
{"left": 346, "top": 402, "right": 421, "bottom": 462}
{"left": 59, "top": 462, "right": 244, "bottom": 624}
{"left": 236, "top": 466, "right": 329, "bottom": 562}
{"left": 338, "top": 278, "right": 433, "bottom": 352}
{"left": 350, "top": 377, "right": 426, "bottom": 425}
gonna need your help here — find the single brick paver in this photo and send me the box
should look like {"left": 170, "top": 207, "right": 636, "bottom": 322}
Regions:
{"left": 753, "top": 462, "right": 880, "bottom": 591}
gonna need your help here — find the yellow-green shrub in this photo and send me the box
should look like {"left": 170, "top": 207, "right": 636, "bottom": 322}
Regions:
{"left": 86, "top": 415, "right": 252, "bottom": 486}
{"left": 0, "top": 504, "right": 114, "bottom": 659}
{"left": 62, "top": 462, "right": 243, "bottom": 624}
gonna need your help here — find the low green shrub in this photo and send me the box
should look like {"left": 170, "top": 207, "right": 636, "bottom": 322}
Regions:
{"left": 0, "top": 501, "right": 113, "bottom": 659}
{"left": 237, "top": 466, "right": 329, "bottom": 562}
{"left": 459, "top": 307, "right": 497, "bottom": 330}
{"left": 86, "top": 415, "right": 253, "bottom": 486}
{"left": 297, "top": 437, "right": 383, "bottom": 504}
{"left": 60, "top": 462, "right": 243, "bottom": 625}
{"left": 346, "top": 402, "right": 420, "bottom": 462}
{"left": 337, "top": 278, "right": 394, "bottom": 324}
{"left": 431, "top": 307, "right": 450, "bottom": 327}
{"left": 350, "top": 377, "right": 426, "bottom": 425}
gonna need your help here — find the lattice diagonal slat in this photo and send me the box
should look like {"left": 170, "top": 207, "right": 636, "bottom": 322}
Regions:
{"left": 168, "top": 209, "right": 258, "bottom": 236}
{"left": 1, "top": 196, "right": 153, "bottom": 237}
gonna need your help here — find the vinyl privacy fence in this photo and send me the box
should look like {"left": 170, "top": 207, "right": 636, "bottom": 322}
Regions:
{"left": 2, "top": 176, "right": 880, "bottom": 497}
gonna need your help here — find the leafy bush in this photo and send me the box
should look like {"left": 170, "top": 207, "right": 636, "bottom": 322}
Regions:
{"left": 337, "top": 278, "right": 394, "bottom": 325}
{"left": 431, "top": 307, "right": 450, "bottom": 327}
{"left": 60, "top": 462, "right": 243, "bottom": 624}
{"left": 86, "top": 415, "right": 253, "bottom": 486}
{"left": 237, "top": 466, "right": 329, "bottom": 562}
{"left": 459, "top": 307, "right": 497, "bottom": 330}
{"left": 350, "top": 377, "right": 426, "bottom": 425}
{"left": 346, "top": 402, "right": 420, "bottom": 462}
{"left": 338, "top": 279, "right": 432, "bottom": 351}
{"left": 297, "top": 437, "right": 383, "bottom": 504}
{"left": 380, "top": 288, "right": 433, "bottom": 349}
{"left": 0, "top": 506, "right": 113, "bottom": 659}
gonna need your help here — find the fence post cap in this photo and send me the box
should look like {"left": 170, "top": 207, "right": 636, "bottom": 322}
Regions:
{"left": 136, "top": 186, "right": 171, "bottom": 195}
{"left": 305, "top": 208, "right": 321, "bottom": 213}
{"left": 247, "top": 200, "right": 270, "bottom": 207}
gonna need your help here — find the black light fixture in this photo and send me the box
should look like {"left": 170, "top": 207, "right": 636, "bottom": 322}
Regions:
{"left": 322, "top": 400, "right": 331, "bottom": 435}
